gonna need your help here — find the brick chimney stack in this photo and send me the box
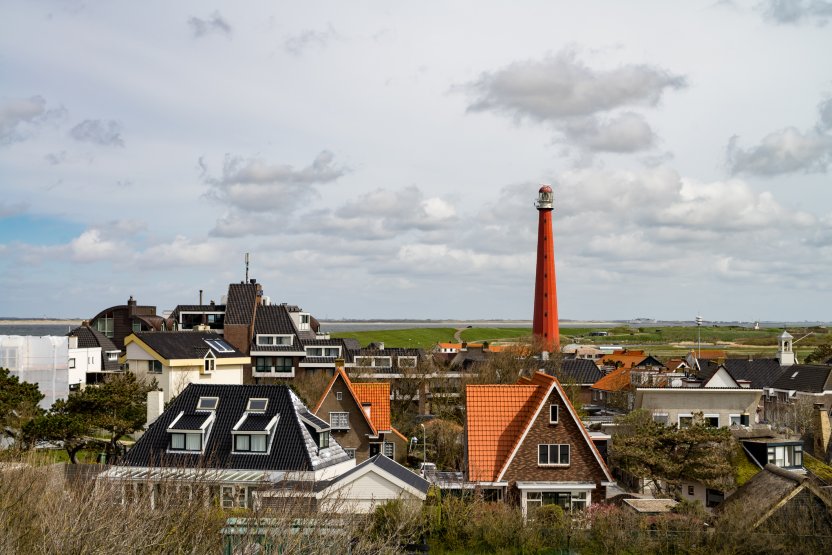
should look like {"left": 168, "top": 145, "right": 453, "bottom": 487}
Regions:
{"left": 533, "top": 185, "right": 560, "bottom": 350}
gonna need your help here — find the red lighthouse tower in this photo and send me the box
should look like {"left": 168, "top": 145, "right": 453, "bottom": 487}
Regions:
{"left": 533, "top": 185, "right": 560, "bottom": 350}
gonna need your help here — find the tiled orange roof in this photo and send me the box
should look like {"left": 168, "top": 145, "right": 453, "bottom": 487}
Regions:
{"left": 437, "top": 343, "right": 461, "bottom": 349}
{"left": 600, "top": 353, "right": 648, "bottom": 369}
{"left": 466, "top": 384, "right": 539, "bottom": 482}
{"left": 312, "top": 367, "right": 378, "bottom": 435}
{"left": 592, "top": 367, "right": 632, "bottom": 392}
{"left": 697, "top": 350, "right": 727, "bottom": 360}
{"left": 353, "top": 382, "right": 391, "bottom": 432}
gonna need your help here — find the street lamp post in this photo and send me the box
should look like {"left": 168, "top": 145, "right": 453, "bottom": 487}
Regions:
{"left": 420, "top": 423, "right": 426, "bottom": 464}
{"left": 696, "top": 315, "right": 703, "bottom": 358}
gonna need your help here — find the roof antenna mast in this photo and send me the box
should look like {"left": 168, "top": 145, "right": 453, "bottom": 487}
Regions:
{"left": 245, "top": 253, "right": 250, "bottom": 282}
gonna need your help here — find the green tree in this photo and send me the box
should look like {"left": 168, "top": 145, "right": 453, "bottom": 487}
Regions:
{"left": 610, "top": 409, "right": 738, "bottom": 496}
{"left": 25, "top": 372, "right": 156, "bottom": 463}
{"left": 805, "top": 342, "right": 832, "bottom": 364}
{"left": 0, "top": 366, "right": 44, "bottom": 446}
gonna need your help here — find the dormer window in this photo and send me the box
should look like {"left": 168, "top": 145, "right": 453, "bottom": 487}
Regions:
{"left": 231, "top": 412, "right": 279, "bottom": 455}
{"left": 197, "top": 397, "right": 219, "bottom": 411}
{"left": 246, "top": 398, "right": 268, "bottom": 412}
{"left": 256, "top": 335, "right": 293, "bottom": 347}
{"left": 299, "top": 313, "right": 311, "bottom": 331}
{"left": 318, "top": 431, "right": 330, "bottom": 449}
{"left": 203, "top": 351, "right": 216, "bottom": 373}
{"left": 167, "top": 411, "right": 215, "bottom": 453}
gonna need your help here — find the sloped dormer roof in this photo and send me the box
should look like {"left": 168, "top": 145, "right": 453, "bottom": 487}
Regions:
{"left": 122, "top": 384, "right": 350, "bottom": 472}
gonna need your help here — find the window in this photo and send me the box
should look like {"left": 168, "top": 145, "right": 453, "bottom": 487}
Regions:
{"left": 132, "top": 321, "right": 142, "bottom": 333}
{"left": 204, "top": 358, "right": 215, "bottom": 373}
{"left": 197, "top": 397, "right": 218, "bottom": 411}
{"left": 526, "top": 491, "right": 586, "bottom": 512}
{"left": 336, "top": 391, "right": 343, "bottom": 401}
{"left": 299, "top": 313, "right": 311, "bottom": 331}
{"left": 767, "top": 444, "right": 802, "bottom": 468}
{"left": 705, "top": 488, "right": 725, "bottom": 508}
{"left": 306, "top": 346, "right": 340, "bottom": 357}
{"left": 107, "top": 352, "right": 118, "bottom": 361}
{"left": 95, "top": 314, "right": 114, "bottom": 338}
{"left": 653, "top": 413, "right": 668, "bottom": 425}
{"left": 383, "top": 442, "right": 395, "bottom": 458}
{"left": 256, "top": 335, "right": 293, "bottom": 347}
{"left": 538, "top": 444, "right": 570, "bottom": 466}
{"left": 345, "top": 448, "right": 356, "bottom": 459}
{"left": 246, "top": 398, "right": 268, "bottom": 412}
{"left": 704, "top": 415, "right": 720, "bottom": 428}
{"left": 69, "top": 358, "right": 76, "bottom": 369}
{"left": 678, "top": 415, "right": 694, "bottom": 429}
{"left": 688, "top": 485, "right": 695, "bottom": 496}
{"left": 253, "top": 356, "right": 293, "bottom": 373}
{"left": 398, "top": 356, "right": 417, "bottom": 368}
{"left": 319, "top": 431, "right": 330, "bottom": 449}
{"left": 234, "top": 434, "right": 267, "bottom": 453}
{"left": 730, "top": 414, "right": 750, "bottom": 426}
{"left": 149, "top": 360, "right": 163, "bottom": 374}
{"left": 330, "top": 412, "right": 349, "bottom": 430}
{"left": 549, "top": 404, "right": 559, "bottom": 424}
{"left": 221, "top": 485, "right": 249, "bottom": 509}
{"left": 171, "top": 432, "right": 202, "bottom": 452}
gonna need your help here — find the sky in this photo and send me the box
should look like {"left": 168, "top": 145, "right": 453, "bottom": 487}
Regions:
{"left": 1, "top": 1, "right": 831, "bottom": 322}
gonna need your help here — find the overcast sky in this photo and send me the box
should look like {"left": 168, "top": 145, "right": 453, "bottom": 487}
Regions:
{"left": 1, "top": 1, "right": 831, "bottom": 322}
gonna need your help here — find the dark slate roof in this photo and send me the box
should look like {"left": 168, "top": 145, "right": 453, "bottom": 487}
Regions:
{"left": 225, "top": 283, "right": 258, "bottom": 325}
{"left": 251, "top": 345, "right": 304, "bottom": 353}
{"left": 122, "top": 384, "right": 350, "bottom": 471}
{"left": 558, "top": 359, "right": 604, "bottom": 385}
{"left": 134, "top": 332, "right": 245, "bottom": 359}
{"left": 67, "top": 325, "right": 120, "bottom": 370}
{"left": 303, "top": 338, "right": 348, "bottom": 346}
{"left": 341, "top": 338, "right": 361, "bottom": 350}
{"left": 298, "top": 409, "right": 330, "bottom": 431}
{"left": 302, "top": 357, "right": 338, "bottom": 364}
{"left": 721, "top": 359, "right": 787, "bottom": 389}
{"left": 771, "top": 364, "right": 832, "bottom": 393}
{"left": 170, "top": 304, "right": 226, "bottom": 319}
{"left": 253, "top": 305, "right": 297, "bottom": 335}
{"left": 170, "top": 413, "right": 211, "bottom": 431}
{"left": 322, "top": 454, "right": 430, "bottom": 494}
{"left": 237, "top": 414, "right": 273, "bottom": 432}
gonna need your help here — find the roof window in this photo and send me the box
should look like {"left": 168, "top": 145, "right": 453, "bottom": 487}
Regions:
{"left": 197, "top": 397, "right": 219, "bottom": 411}
{"left": 246, "top": 398, "right": 268, "bottom": 412}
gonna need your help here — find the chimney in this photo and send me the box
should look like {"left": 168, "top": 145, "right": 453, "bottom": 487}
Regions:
{"left": 335, "top": 358, "right": 345, "bottom": 372}
{"left": 127, "top": 295, "right": 137, "bottom": 316}
{"left": 199, "top": 289, "right": 203, "bottom": 305}
{"left": 814, "top": 403, "right": 831, "bottom": 463}
{"left": 377, "top": 342, "right": 385, "bottom": 351}
{"left": 147, "top": 390, "right": 164, "bottom": 426}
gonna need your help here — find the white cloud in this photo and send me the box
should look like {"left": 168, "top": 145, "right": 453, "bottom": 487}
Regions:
{"left": 465, "top": 49, "right": 686, "bottom": 121}
{"left": 562, "top": 112, "right": 656, "bottom": 153}
{"left": 134, "top": 236, "right": 224, "bottom": 267}
{"left": 68, "top": 229, "right": 121, "bottom": 262}
{"left": 727, "top": 127, "right": 832, "bottom": 175}
{"left": 69, "top": 119, "right": 125, "bottom": 147}
{"left": 188, "top": 11, "right": 231, "bottom": 38}
{"left": 758, "top": 0, "right": 832, "bottom": 24}
{"left": 0, "top": 95, "right": 65, "bottom": 145}
{"left": 284, "top": 25, "right": 339, "bottom": 56}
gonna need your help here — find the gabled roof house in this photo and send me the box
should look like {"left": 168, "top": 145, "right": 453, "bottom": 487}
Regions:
{"left": 465, "top": 371, "right": 614, "bottom": 517}
{"left": 122, "top": 332, "right": 248, "bottom": 402}
{"left": 313, "top": 364, "right": 409, "bottom": 464}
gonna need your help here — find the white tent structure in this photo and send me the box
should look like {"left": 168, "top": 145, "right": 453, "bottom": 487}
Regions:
{"left": 0, "top": 335, "right": 70, "bottom": 409}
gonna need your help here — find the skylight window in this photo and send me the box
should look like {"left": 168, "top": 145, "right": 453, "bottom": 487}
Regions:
{"left": 791, "top": 372, "right": 799, "bottom": 378}
{"left": 247, "top": 398, "right": 268, "bottom": 412}
{"left": 197, "top": 397, "right": 219, "bottom": 411}
{"left": 204, "top": 338, "right": 235, "bottom": 353}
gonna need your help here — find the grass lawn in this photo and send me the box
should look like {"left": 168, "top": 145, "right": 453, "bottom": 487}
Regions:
{"left": 331, "top": 327, "right": 457, "bottom": 349}
{"left": 459, "top": 327, "right": 532, "bottom": 343}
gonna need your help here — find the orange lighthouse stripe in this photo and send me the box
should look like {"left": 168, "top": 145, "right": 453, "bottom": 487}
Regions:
{"left": 533, "top": 185, "right": 559, "bottom": 349}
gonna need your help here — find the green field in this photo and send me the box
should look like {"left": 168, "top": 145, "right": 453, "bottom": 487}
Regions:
{"left": 331, "top": 327, "right": 458, "bottom": 349}
{"left": 332, "top": 324, "right": 828, "bottom": 358}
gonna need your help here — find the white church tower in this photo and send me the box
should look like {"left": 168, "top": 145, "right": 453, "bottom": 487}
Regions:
{"left": 777, "top": 330, "right": 796, "bottom": 367}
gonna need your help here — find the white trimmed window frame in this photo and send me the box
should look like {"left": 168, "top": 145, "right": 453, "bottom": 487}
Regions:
{"left": 549, "top": 404, "right": 559, "bottom": 424}
{"left": 256, "top": 334, "right": 294, "bottom": 347}
{"left": 330, "top": 411, "right": 350, "bottom": 430}
{"left": 537, "top": 444, "right": 570, "bottom": 467}
{"left": 678, "top": 414, "right": 694, "bottom": 429}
